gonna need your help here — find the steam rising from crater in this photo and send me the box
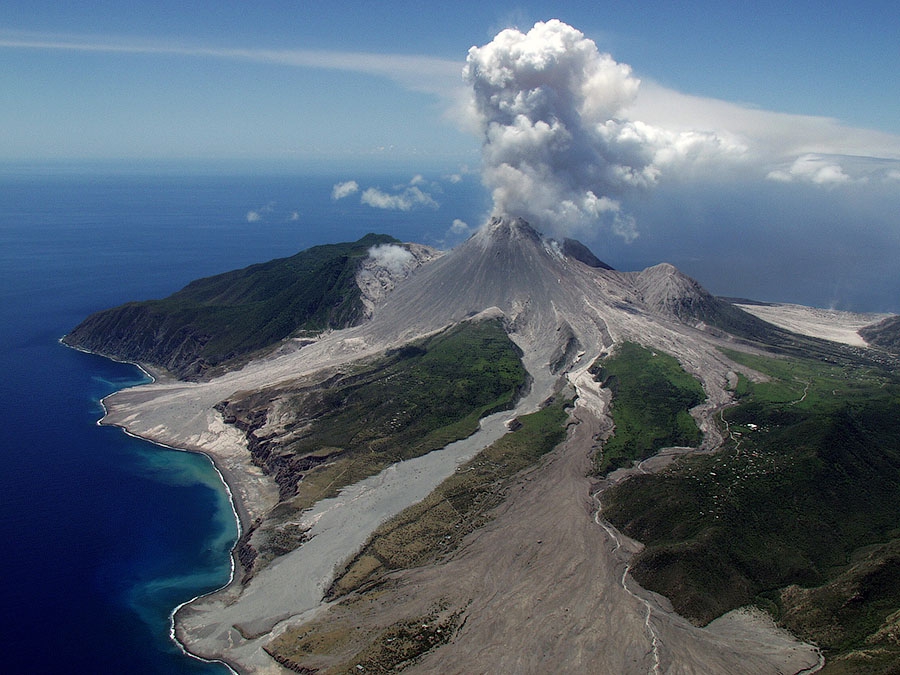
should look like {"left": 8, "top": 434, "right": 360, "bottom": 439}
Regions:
{"left": 368, "top": 244, "right": 415, "bottom": 274}
{"left": 464, "top": 20, "right": 742, "bottom": 240}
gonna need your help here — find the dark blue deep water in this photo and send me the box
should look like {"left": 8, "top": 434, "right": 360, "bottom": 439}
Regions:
{"left": 0, "top": 165, "right": 486, "bottom": 673}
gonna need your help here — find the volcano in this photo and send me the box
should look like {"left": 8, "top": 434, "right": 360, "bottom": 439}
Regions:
{"left": 67, "top": 218, "right": 897, "bottom": 674}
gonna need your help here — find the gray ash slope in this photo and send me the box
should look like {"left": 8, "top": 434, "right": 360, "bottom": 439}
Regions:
{"left": 361, "top": 216, "right": 821, "bottom": 381}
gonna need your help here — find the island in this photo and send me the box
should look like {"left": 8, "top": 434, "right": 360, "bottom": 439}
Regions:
{"left": 66, "top": 219, "right": 900, "bottom": 674}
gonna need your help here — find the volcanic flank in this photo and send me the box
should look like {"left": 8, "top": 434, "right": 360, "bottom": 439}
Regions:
{"left": 67, "top": 216, "right": 878, "bottom": 673}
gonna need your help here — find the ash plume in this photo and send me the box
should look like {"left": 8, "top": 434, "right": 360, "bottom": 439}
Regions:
{"left": 464, "top": 19, "right": 739, "bottom": 240}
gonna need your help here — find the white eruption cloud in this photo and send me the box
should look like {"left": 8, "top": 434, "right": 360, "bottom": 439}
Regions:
{"left": 464, "top": 20, "right": 744, "bottom": 239}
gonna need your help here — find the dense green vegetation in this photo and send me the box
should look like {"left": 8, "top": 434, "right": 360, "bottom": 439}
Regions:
{"left": 65, "top": 233, "right": 397, "bottom": 377}
{"left": 326, "top": 394, "right": 571, "bottom": 598}
{"left": 591, "top": 342, "right": 705, "bottom": 474}
{"left": 779, "top": 539, "right": 900, "bottom": 673}
{"left": 602, "top": 348, "right": 900, "bottom": 670}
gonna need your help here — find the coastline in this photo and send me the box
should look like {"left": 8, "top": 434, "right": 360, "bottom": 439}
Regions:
{"left": 104, "top": 401, "right": 254, "bottom": 675}
{"left": 62, "top": 338, "right": 252, "bottom": 673}
{"left": 62, "top": 338, "right": 257, "bottom": 533}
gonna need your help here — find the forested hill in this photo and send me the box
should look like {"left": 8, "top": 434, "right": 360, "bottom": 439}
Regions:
{"left": 63, "top": 233, "right": 397, "bottom": 379}
{"left": 860, "top": 315, "right": 900, "bottom": 353}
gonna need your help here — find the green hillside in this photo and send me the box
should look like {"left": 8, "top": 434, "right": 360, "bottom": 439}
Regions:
{"left": 64, "top": 233, "right": 397, "bottom": 377}
{"left": 602, "top": 348, "right": 900, "bottom": 670}
{"left": 591, "top": 342, "right": 705, "bottom": 474}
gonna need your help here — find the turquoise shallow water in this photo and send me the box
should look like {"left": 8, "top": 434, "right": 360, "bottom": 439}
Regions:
{"left": 0, "top": 166, "right": 484, "bottom": 673}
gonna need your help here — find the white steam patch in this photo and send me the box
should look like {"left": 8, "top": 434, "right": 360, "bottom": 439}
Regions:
{"left": 367, "top": 244, "right": 415, "bottom": 274}
{"left": 464, "top": 19, "right": 743, "bottom": 239}
{"left": 331, "top": 180, "right": 360, "bottom": 200}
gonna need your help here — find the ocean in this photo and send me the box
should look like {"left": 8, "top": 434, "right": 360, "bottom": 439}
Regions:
{"left": 0, "top": 164, "right": 487, "bottom": 673}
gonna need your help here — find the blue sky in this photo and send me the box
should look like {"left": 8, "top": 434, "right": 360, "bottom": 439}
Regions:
{"left": 2, "top": 1, "right": 899, "bottom": 312}
{"left": 2, "top": 1, "right": 899, "bottom": 162}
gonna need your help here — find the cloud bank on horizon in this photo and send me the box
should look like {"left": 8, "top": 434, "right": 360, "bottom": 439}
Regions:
{"left": 462, "top": 19, "right": 900, "bottom": 240}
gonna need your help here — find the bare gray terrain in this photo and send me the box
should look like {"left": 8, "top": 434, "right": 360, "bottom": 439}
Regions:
{"left": 101, "top": 217, "right": 824, "bottom": 673}
{"left": 735, "top": 301, "right": 891, "bottom": 347}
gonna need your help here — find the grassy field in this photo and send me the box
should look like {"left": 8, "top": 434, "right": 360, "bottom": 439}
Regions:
{"left": 590, "top": 341, "right": 705, "bottom": 474}
{"left": 602, "top": 348, "right": 900, "bottom": 670}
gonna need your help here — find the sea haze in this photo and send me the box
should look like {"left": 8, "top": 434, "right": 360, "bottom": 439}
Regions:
{"left": 0, "top": 166, "right": 484, "bottom": 673}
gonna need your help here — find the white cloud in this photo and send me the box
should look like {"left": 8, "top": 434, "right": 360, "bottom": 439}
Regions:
{"left": 0, "top": 32, "right": 464, "bottom": 99}
{"left": 331, "top": 180, "right": 359, "bottom": 200}
{"left": 450, "top": 218, "right": 470, "bottom": 234}
{"left": 335, "top": 175, "right": 442, "bottom": 211}
{"left": 245, "top": 201, "right": 276, "bottom": 222}
{"left": 368, "top": 244, "right": 415, "bottom": 274}
{"left": 630, "top": 80, "right": 900, "bottom": 165}
{"left": 444, "top": 165, "right": 472, "bottom": 184}
{"left": 360, "top": 185, "right": 438, "bottom": 211}
{"left": 289, "top": 210, "right": 300, "bottom": 221}
{"left": 766, "top": 154, "right": 856, "bottom": 186}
